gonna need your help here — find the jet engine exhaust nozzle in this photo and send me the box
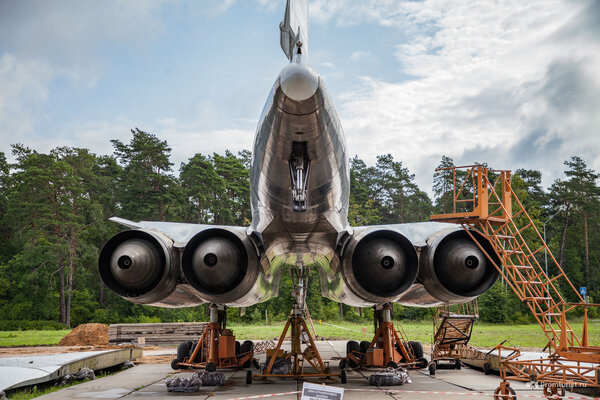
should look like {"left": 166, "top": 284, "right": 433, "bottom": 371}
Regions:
{"left": 181, "top": 229, "right": 260, "bottom": 305}
{"left": 98, "top": 230, "right": 178, "bottom": 304}
{"left": 342, "top": 230, "right": 419, "bottom": 303}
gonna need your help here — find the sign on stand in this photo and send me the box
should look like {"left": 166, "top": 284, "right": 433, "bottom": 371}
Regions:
{"left": 301, "top": 382, "right": 344, "bottom": 400}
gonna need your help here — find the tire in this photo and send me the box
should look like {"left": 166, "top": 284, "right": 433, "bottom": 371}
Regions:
{"left": 340, "top": 369, "right": 347, "bottom": 384}
{"left": 339, "top": 359, "right": 347, "bottom": 370}
{"left": 246, "top": 370, "right": 252, "bottom": 384}
{"left": 429, "top": 363, "right": 436, "bottom": 375}
{"left": 359, "top": 341, "right": 370, "bottom": 354}
{"left": 346, "top": 341, "right": 359, "bottom": 355}
{"left": 346, "top": 341, "right": 359, "bottom": 368}
{"left": 252, "top": 359, "right": 260, "bottom": 369}
{"left": 240, "top": 341, "right": 254, "bottom": 368}
{"left": 189, "top": 342, "right": 199, "bottom": 362}
{"left": 236, "top": 341, "right": 241, "bottom": 355}
{"left": 205, "top": 362, "right": 216, "bottom": 372}
{"left": 171, "top": 358, "right": 180, "bottom": 370}
{"left": 484, "top": 363, "right": 491, "bottom": 375}
{"left": 397, "top": 342, "right": 409, "bottom": 362}
{"left": 455, "top": 359, "right": 462, "bottom": 370}
{"left": 493, "top": 385, "right": 516, "bottom": 400}
{"left": 408, "top": 341, "right": 424, "bottom": 359}
{"left": 388, "top": 361, "right": 398, "bottom": 369}
{"left": 417, "top": 357, "right": 428, "bottom": 369}
{"left": 177, "top": 341, "right": 193, "bottom": 362}
{"left": 240, "top": 340, "right": 254, "bottom": 354}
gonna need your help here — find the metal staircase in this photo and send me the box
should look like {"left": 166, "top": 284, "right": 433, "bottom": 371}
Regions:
{"left": 430, "top": 165, "right": 599, "bottom": 398}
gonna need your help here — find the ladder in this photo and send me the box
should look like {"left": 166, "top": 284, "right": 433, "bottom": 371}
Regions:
{"left": 430, "top": 165, "right": 600, "bottom": 393}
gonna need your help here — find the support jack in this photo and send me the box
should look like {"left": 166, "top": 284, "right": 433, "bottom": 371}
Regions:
{"left": 339, "top": 303, "right": 428, "bottom": 370}
{"left": 251, "top": 261, "right": 343, "bottom": 383}
{"left": 171, "top": 304, "right": 258, "bottom": 371}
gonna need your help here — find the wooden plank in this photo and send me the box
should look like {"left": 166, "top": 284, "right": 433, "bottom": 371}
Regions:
{"left": 108, "top": 323, "right": 209, "bottom": 345}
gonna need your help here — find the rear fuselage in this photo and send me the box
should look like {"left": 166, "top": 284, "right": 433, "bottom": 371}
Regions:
{"left": 249, "top": 62, "right": 351, "bottom": 262}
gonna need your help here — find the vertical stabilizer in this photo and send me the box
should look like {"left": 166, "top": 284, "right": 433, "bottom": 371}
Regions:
{"left": 280, "top": 0, "right": 308, "bottom": 63}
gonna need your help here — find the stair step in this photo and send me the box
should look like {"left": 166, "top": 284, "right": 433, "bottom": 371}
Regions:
{"left": 505, "top": 250, "right": 525, "bottom": 255}
{"left": 509, "top": 265, "right": 533, "bottom": 269}
{"left": 524, "top": 297, "right": 552, "bottom": 300}
{"left": 517, "top": 281, "right": 543, "bottom": 284}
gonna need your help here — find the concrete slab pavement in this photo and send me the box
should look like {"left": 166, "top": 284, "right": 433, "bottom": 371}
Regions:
{"left": 30, "top": 341, "right": 599, "bottom": 400}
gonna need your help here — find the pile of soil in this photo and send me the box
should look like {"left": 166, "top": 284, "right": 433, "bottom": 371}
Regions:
{"left": 58, "top": 323, "right": 109, "bottom": 346}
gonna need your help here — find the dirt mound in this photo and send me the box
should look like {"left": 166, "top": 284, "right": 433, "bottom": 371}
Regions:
{"left": 59, "top": 323, "right": 109, "bottom": 346}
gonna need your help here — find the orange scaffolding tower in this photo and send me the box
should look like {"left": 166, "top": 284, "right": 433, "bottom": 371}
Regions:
{"left": 430, "top": 165, "right": 600, "bottom": 399}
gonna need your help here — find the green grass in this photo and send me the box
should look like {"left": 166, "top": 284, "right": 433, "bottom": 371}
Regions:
{"left": 1, "top": 320, "right": 598, "bottom": 349}
{"left": 229, "top": 320, "right": 600, "bottom": 348}
{"left": 0, "top": 329, "right": 71, "bottom": 346}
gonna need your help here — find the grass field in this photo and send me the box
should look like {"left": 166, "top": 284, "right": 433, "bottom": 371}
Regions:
{"left": 229, "top": 320, "right": 600, "bottom": 348}
{"left": 1, "top": 321, "right": 598, "bottom": 348}
{"left": 0, "top": 329, "right": 71, "bottom": 347}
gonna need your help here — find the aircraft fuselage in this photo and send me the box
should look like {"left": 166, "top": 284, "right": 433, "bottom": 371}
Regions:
{"left": 249, "top": 61, "right": 351, "bottom": 263}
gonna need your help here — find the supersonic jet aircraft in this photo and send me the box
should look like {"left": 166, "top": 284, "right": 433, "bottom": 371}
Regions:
{"left": 99, "top": 0, "right": 499, "bottom": 313}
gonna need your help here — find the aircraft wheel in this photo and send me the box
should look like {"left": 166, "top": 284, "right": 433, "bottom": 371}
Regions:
{"left": 241, "top": 341, "right": 254, "bottom": 367}
{"left": 346, "top": 341, "right": 359, "bottom": 368}
{"left": 205, "top": 362, "right": 216, "bottom": 372}
{"left": 359, "top": 340, "right": 370, "bottom": 354}
{"left": 409, "top": 341, "right": 424, "bottom": 359}
{"left": 340, "top": 369, "right": 347, "bottom": 384}
{"left": 177, "top": 341, "right": 192, "bottom": 362}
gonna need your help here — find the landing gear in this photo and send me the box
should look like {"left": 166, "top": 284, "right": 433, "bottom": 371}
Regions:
{"left": 252, "top": 261, "right": 342, "bottom": 383}
{"left": 340, "top": 303, "right": 425, "bottom": 369}
{"left": 170, "top": 304, "right": 258, "bottom": 371}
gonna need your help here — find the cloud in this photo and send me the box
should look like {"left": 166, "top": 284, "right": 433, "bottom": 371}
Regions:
{"left": 0, "top": 55, "right": 55, "bottom": 138}
{"left": 330, "top": 0, "right": 600, "bottom": 193}
{"left": 350, "top": 51, "right": 370, "bottom": 62}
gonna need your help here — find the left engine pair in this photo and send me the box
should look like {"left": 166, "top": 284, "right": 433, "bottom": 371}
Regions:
{"left": 98, "top": 227, "right": 276, "bottom": 308}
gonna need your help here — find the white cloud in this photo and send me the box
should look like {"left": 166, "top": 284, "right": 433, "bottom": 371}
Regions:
{"left": 350, "top": 51, "right": 370, "bottom": 62}
{"left": 0, "top": 55, "right": 55, "bottom": 138}
{"left": 328, "top": 0, "right": 600, "bottom": 193}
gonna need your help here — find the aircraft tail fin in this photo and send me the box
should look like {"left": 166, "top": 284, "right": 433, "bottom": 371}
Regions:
{"left": 280, "top": 0, "right": 308, "bottom": 62}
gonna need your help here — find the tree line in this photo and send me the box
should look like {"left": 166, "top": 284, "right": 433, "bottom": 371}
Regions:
{"left": 0, "top": 128, "right": 598, "bottom": 328}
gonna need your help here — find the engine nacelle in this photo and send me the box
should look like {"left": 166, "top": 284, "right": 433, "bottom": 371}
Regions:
{"left": 398, "top": 228, "right": 500, "bottom": 306}
{"left": 321, "top": 228, "right": 419, "bottom": 306}
{"left": 181, "top": 228, "right": 276, "bottom": 306}
{"left": 98, "top": 229, "right": 203, "bottom": 307}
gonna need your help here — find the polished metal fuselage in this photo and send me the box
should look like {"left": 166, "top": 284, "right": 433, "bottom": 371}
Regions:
{"left": 249, "top": 64, "right": 351, "bottom": 264}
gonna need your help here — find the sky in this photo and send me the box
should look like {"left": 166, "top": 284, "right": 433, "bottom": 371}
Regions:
{"left": 1, "top": 0, "right": 599, "bottom": 196}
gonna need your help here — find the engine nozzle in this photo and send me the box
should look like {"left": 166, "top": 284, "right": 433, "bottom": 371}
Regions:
{"left": 98, "top": 230, "right": 178, "bottom": 304}
{"left": 342, "top": 230, "right": 419, "bottom": 303}
{"left": 182, "top": 229, "right": 259, "bottom": 304}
